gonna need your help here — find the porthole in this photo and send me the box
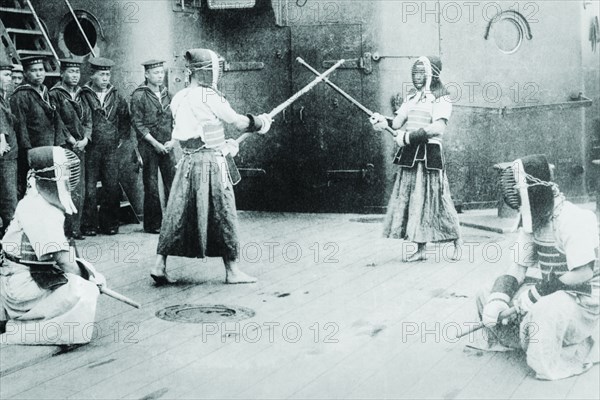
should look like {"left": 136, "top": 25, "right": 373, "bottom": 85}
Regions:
{"left": 57, "top": 10, "right": 103, "bottom": 57}
{"left": 485, "top": 11, "right": 532, "bottom": 55}
{"left": 493, "top": 18, "right": 523, "bottom": 54}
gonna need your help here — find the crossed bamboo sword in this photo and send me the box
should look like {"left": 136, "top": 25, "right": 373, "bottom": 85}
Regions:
{"left": 236, "top": 57, "right": 397, "bottom": 147}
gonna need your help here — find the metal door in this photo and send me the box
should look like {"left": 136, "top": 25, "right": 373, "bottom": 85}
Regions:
{"left": 222, "top": 27, "right": 292, "bottom": 211}
{"left": 289, "top": 24, "right": 376, "bottom": 212}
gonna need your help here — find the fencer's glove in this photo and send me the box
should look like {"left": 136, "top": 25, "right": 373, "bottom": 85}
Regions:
{"left": 369, "top": 113, "right": 389, "bottom": 132}
{"left": 221, "top": 138, "right": 240, "bottom": 158}
{"left": 407, "top": 128, "right": 429, "bottom": 145}
{"left": 517, "top": 272, "right": 571, "bottom": 316}
{"left": 482, "top": 274, "right": 519, "bottom": 327}
{"left": 247, "top": 113, "right": 272, "bottom": 134}
{"left": 516, "top": 288, "right": 536, "bottom": 316}
{"left": 75, "top": 257, "right": 107, "bottom": 289}
{"left": 256, "top": 113, "right": 272, "bottom": 134}
{"left": 482, "top": 299, "right": 510, "bottom": 327}
{"left": 394, "top": 130, "right": 408, "bottom": 147}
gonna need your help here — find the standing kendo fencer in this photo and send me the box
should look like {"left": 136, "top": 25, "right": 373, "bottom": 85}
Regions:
{"left": 370, "top": 56, "right": 461, "bottom": 262}
{"left": 476, "top": 154, "right": 599, "bottom": 380}
{"left": 151, "top": 48, "right": 271, "bottom": 285}
{"left": 0, "top": 146, "right": 105, "bottom": 344}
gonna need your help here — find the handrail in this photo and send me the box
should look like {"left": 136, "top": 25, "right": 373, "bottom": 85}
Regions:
{"left": 24, "top": 0, "right": 59, "bottom": 62}
{"left": 454, "top": 98, "right": 593, "bottom": 115}
{"left": 63, "top": 0, "right": 96, "bottom": 57}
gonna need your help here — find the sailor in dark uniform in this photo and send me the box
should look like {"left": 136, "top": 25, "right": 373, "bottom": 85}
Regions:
{"left": 10, "top": 56, "right": 66, "bottom": 198}
{"left": 49, "top": 58, "right": 92, "bottom": 240}
{"left": 0, "top": 62, "right": 17, "bottom": 238}
{"left": 130, "top": 60, "right": 176, "bottom": 234}
{"left": 80, "top": 57, "right": 130, "bottom": 236}
{"left": 10, "top": 64, "right": 23, "bottom": 90}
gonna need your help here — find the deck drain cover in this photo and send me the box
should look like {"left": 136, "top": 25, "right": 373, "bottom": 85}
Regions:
{"left": 349, "top": 217, "right": 384, "bottom": 223}
{"left": 155, "top": 304, "right": 255, "bottom": 323}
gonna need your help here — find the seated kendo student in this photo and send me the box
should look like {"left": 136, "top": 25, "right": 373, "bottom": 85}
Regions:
{"left": 0, "top": 146, "right": 105, "bottom": 344}
{"left": 476, "top": 154, "right": 599, "bottom": 380}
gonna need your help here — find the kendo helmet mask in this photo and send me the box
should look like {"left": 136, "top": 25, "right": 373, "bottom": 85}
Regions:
{"left": 184, "top": 48, "right": 225, "bottom": 89}
{"left": 500, "top": 154, "right": 556, "bottom": 233}
{"left": 28, "top": 146, "right": 81, "bottom": 214}
{"left": 411, "top": 56, "right": 447, "bottom": 98}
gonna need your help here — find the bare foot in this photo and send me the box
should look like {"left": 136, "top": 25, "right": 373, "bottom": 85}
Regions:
{"left": 226, "top": 269, "right": 258, "bottom": 284}
{"left": 450, "top": 247, "right": 461, "bottom": 261}
{"left": 223, "top": 258, "right": 257, "bottom": 284}
{"left": 405, "top": 247, "right": 427, "bottom": 262}
{"left": 404, "top": 243, "right": 427, "bottom": 262}
{"left": 151, "top": 272, "right": 176, "bottom": 285}
{"left": 449, "top": 240, "right": 461, "bottom": 261}
{"left": 150, "top": 255, "right": 176, "bottom": 284}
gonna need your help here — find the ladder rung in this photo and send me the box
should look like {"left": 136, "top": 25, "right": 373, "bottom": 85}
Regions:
{"left": 17, "top": 49, "right": 53, "bottom": 56}
{"left": 6, "top": 28, "right": 42, "bottom": 35}
{"left": 120, "top": 201, "right": 131, "bottom": 208}
{"left": 0, "top": 7, "right": 32, "bottom": 14}
{"left": 45, "top": 72, "right": 60, "bottom": 77}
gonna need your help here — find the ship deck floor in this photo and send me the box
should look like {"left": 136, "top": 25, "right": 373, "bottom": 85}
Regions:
{"left": 1, "top": 210, "right": 599, "bottom": 399}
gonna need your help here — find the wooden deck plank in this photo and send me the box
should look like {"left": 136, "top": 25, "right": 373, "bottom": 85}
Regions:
{"left": 288, "top": 234, "right": 513, "bottom": 400}
{"left": 83, "top": 211, "right": 345, "bottom": 284}
{"left": 1, "top": 215, "right": 359, "bottom": 392}
{"left": 4, "top": 216, "right": 385, "bottom": 398}
{"left": 385, "top": 237, "right": 522, "bottom": 400}
{"left": 168, "top": 231, "right": 502, "bottom": 397}
{"left": 0, "top": 213, "right": 330, "bottom": 374}
{"left": 457, "top": 351, "right": 533, "bottom": 400}
{"left": 244, "top": 241, "right": 504, "bottom": 397}
{"left": 89, "top": 222, "right": 434, "bottom": 400}
{"left": 2, "top": 213, "right": 598, "bottom": 400}
{"left": 123, "top": 258, "right": 414, "bottom": 399}
{"left": 76, "top": 211, "right": 341, "bottom": 279}
{"left": 564, "top": 364, "right": 600, "bottom": 400}
{"left": 509, "top": 375, "right": 580, "bottom": 400}
{"left": 68, "top": 233, "right": 402, "bottom": 399}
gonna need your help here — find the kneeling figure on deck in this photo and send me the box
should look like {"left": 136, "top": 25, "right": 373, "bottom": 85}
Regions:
{"left": 0, "top": 146, "right": 104, "bottom": 344}
{"left": 476, "top": 154, "right": 599, "bottom": 380}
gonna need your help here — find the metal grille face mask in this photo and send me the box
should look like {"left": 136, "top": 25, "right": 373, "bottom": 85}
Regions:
{"left": 186, "top": 49, "right": 225, "bottom": 88}
{"left": 218, "top": 56, "right": 225, "bottom": 80}
{"left": 31, "top": 149, "right": 80, "bottom": 190}
{"left": 500, "top": 166, "right": 520, "bottom": 209}
{"left": 64, "top": 148, "right": 81, "bottom": 191}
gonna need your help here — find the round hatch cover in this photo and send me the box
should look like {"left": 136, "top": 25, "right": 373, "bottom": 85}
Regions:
{"left": 156, "top": 304, "right": 255, "bottom": 323}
